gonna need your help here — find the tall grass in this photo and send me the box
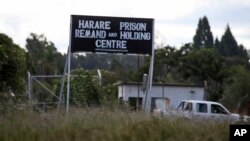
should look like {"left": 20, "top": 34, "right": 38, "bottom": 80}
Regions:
{"left": 0, "top": 108, "right": 229, "bottom": 141}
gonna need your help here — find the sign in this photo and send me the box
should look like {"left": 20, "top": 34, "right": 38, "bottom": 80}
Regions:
{"left": 70, "top": 15, "right": 154, "bottom": 55}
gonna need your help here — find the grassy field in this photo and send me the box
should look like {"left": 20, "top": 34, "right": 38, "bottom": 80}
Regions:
{"left": 0, "top": 108, "right": 230, "bottom": 141}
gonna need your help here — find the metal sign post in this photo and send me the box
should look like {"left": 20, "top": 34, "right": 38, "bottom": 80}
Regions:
{"left": 28, "top": 72, "right": 31, "bottom": 105}
{"left": 66, "top": 50, "right": 71, "bottom": 118}
{"left": 66, "top": 17, "right": 73, "bottom": 117}
{"left": 143, "top": 19, "right": 155, "bottom": 113}
{"left": 64, "top": 16, "right": 73, "bottom": 118}
{"left": 56, "top": 49, "right": 68, "bottom": 113}
{"left": 144, "top": 46, "right": 155, "bottom": 113}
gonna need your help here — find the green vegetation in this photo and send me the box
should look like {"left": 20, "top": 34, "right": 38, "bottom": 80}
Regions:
{"left": 221, "top": 66, "right": 250, "bottom": 113}
{"left": 0, "top": 109, "right": 229, "bottom": 141}
{"left": 70, "top": 69, "right": 101, "bottom": 107}
{"left": 0, "top": 33, "right": 27, "bottom": 95}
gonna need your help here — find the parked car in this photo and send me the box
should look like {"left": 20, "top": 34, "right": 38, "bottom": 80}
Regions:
{"left": 154, "top": 100, "right": 250, "bottom": 123}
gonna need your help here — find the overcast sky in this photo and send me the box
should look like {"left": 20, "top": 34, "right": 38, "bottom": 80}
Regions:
{"left": 0, "top": 0, "right": 250, "bottom": 53}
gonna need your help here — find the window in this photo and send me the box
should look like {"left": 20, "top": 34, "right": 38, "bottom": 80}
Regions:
{"left": 211, "top": 104, "right": 228, "bottom": 114}
{"left": 196, "top": 103, "right": 208, "bottom": 113}
{"left": 184, "top": 102, "right": 192, "bottom": 111}
{"left": 176, "top": 102, "right": 184, "bottom": 111}
{"left": 176, "top": 102, "right": 192, "bottom": 111}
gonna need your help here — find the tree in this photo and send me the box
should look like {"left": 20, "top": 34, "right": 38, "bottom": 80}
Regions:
{"left": 220, "top": 25, "right": 238, "bottom": 57}
{"left": 214, "top": 37, "right": 221, "bottom": 53}
{"left": 0, "top": 33, "right": 27, "bottom": 95}
{"left": 100, "top": 70, "right": 118, "bottom": 86}
{"left": 152, "top": 46, "right": 179, "bottom": 83}
{"left": 70, "top": 69, "right": 100, "bottom": 107}
{"left": 25, "top": 33, "right": 64, "bottom": 75}
{"left": 179, "top": 48, "right": 221, "bottom": 82}
{"left": 218, "top": 25, "right": 248, "bottom": 59}
{"left": 25, "top": 33, "right": 65, "bottom": 110}
{"left": 215, "top": 26, "right": 249, "bottom": 69}
{"left": 178, "top": 48, "right": 225, "bottom": 100}
{"left": 220, "top": 65, "right": 250, "bottom": 114}
{"left": 101, "top": 84, "right": 119, "bottom": 108}
{"left": 193, "top": 16, "right": 214, "bottom": 48}
{"left": 238, "top": 44, "right": 249, "bottom": 61}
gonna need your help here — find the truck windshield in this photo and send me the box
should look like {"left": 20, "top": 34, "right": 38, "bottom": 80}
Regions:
{"left": 176, "top": 102, "right": 192, "bottom": 111}
{"left": 176, "top": 102, "right": 184, "bottom": 111}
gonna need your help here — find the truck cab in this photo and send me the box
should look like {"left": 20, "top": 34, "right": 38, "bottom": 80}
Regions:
{"left": 175, "top": 100, "right": 240, "bottom": 122}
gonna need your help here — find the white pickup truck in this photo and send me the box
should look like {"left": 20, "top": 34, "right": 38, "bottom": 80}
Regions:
{"left": 155, "top": 100, "right": 249, "bottom": 122}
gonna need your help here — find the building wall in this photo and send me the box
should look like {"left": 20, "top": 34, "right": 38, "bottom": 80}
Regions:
{"left": 118, "top": 84, "right": 204, "bottom": 110}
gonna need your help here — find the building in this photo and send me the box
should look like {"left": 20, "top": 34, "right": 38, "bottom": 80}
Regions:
{"left": 118, "top": 83, "right": 204, "bottom": 111}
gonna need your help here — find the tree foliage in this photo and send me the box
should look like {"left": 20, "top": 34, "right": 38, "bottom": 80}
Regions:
{"left": 26, "top": 33, "right": 64, "bottom": 75}
{"left": 70, "top": 69, "right": 100, "bottom": 107}
{"left": 220, "top": 66, "right": 250, "bottom": 113}
{"left": 178, "top": 48, "right": 223, "bottom": 83}
{"left": 217, "top": 25, "right": 248, "bottom": 60}
{"left": 193, "top": 16, "right": 214, "bottom": 48}
{"left": 0, "top": 33, "right": 27, "bottom": 95}
{"left": 153, "top": 46, "right": 179, "bottom": 83}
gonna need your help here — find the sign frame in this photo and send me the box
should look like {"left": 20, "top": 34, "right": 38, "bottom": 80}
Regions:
{"left": 70, "top": 15, "right": 154, "bottom": 55}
